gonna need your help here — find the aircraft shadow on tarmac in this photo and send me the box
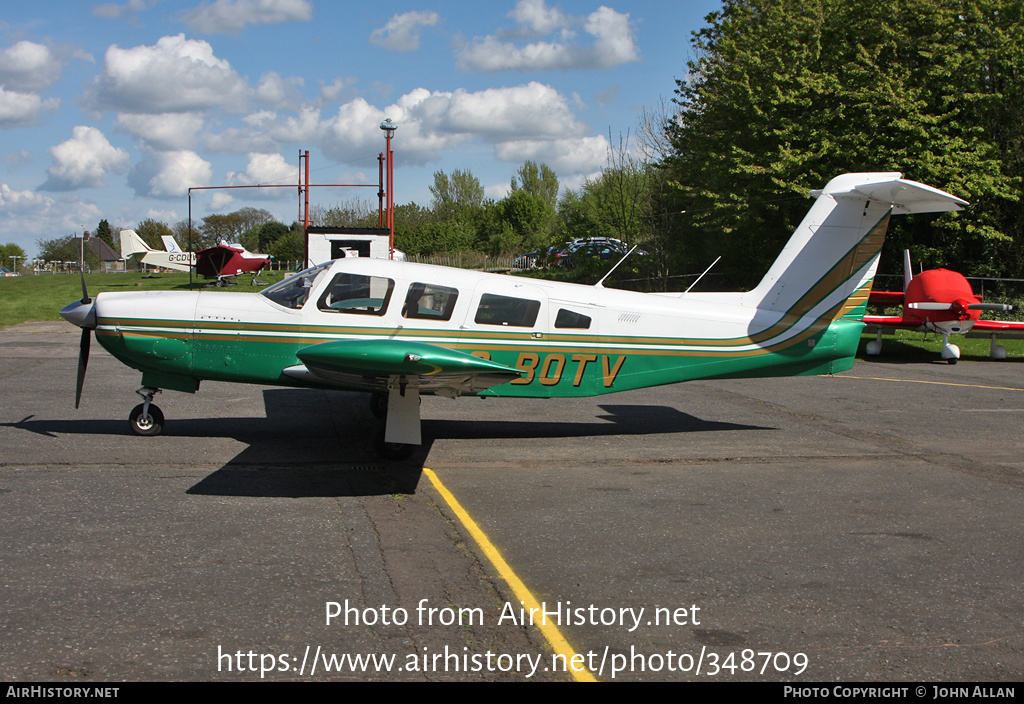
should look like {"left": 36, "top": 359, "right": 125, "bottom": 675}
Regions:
{"left": 4, "top": 388, "right": 771, "bottom": 498}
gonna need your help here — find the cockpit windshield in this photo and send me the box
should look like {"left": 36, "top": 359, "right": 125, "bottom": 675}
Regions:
{"left": 260, "top": 261, "right": 332, "bottom": 309}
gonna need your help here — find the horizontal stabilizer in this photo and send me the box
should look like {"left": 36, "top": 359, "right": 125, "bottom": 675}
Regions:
{"left": 296, "top": 339, "right": 521, "bottom": 378}
{"left": 868, "top": 290, "right": 906, "bottom": 306}
{"left": 813, "top": 174, "right": 969, "bottom": 214}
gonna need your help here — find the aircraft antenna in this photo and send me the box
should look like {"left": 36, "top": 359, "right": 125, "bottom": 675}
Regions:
{"left": 682, "top": 256, "right": 722, "bottom": 295}
{"left": 595, "top": 245, "right": 638, "bottom": 288}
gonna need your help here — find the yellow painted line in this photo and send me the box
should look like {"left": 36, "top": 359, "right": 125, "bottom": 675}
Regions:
{"left": 841, "top": 375, "right": 1024, "bottom": 392}
{"left": 422, "top": 467, "right": 597, "bottom": 682}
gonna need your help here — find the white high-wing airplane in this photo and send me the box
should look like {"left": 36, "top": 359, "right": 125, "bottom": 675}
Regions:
{"left": 119, "top": 230, "right": 196, "bottom": 272}
{"left": 64, "top": 173, "right": 966, "bottom": 458}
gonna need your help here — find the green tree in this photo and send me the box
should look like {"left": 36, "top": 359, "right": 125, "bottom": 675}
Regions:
{"left": 429, "top": 169, "right": 485, "bottom": 215}
{"left": 267, "top": 223, "right": 306, "bottom": 262}
{"left": 94, "top": 220, "right": 114, "bottom": 248}
{"left": 312, "top": 199, "right": 378, "bottom": 229}
{"left": 244, "top": 221, "right": 289, "bottom": 253}
{"left": 494, "top": 190, "right": 552, "bottom": 254}
{"left": 511, "top": 161, "right": 559, "bottom": 211}
{"left": 0, "top": 243, "right": 27, "bottom": 272}
{"left": 135, "top": 218, "right": 173, "bottom": 249}
{"left": 667, "top": 0, "right": 1023, "bottom": 283}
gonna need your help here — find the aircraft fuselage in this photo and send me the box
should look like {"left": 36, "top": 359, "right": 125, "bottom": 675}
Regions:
{"left": 91, "top": 257, "right": 864, "bottom": 399}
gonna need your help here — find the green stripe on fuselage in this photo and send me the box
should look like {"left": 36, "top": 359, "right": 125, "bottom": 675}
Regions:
{"left": 96, "top": 314, "right": 862, "bottom": 399}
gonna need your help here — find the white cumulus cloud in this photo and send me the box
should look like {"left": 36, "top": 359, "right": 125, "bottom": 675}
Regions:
{"left": 0, "top": 183, "right": 55, "bottom": 215}
{"left": 317, "top": 82, "right": 589, "bottom": 167}
{"left": 115, "top": 112, "right": 205, "bottom": 151}
{"left": 457, "top": 1, "right": 638, "bottom": 72}
{"left": 254, "top": 71, "right": 304, "bottom": 107}
{"left": 227, "top": 152, "right": 296, "bottom": 188}
{"left": 494, "top": 134, "right": 609, "bottom": 175}
{"left": 128, "top": 149, "right": 212, "bottom": 198}
{"left": 506, "top": 0, "right": 567, "bottom": 37}
{"left": 185, "top": 0, "right": 313, "bottom": 34}
{"left": 40, "top": 126, "right": 131, "bottom": 191}
{"left": 0, "top": 86, "right": 60, "bottom": 129}
{"left": 0, "top": 185, "right": 103, "bottom": 253}
{"left": 369, "top": 11, "right": 440, "bottom": 51}
{"left": 87, "top": 34, "right": 247, "bottom": 114}
{"left": 0, "top": 41, "right": 63, "bottom": 92}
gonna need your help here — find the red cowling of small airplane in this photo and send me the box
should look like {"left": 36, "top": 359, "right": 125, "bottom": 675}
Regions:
{"left": 903, "top": 268, "right": 982, "bottom": 323}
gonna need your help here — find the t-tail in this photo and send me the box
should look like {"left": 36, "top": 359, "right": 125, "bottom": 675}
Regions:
{"left": 744, "top": 173, "right": 967, "bottom": 322}
{"left": 684, "top": 173, "right": 968, "bottom": 379}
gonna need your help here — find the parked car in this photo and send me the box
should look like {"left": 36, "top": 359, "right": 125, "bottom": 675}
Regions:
{"left": 513, "top": 246, "right": 572, "bottom": 269}
{"left": 562, "top": 237, "right": 648, "bottom": 267}
{"left": 514, "top": 237, "right": 647, "bottom": 270}
{"left": 0, "top": 267, "right": 17, "bottom": 277}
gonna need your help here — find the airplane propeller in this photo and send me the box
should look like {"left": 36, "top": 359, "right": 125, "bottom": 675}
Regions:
{"left": 58, "top": 236, "right": 98, "bottom": 408}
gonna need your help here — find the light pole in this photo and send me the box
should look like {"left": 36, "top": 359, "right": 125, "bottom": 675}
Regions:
{"left": 379, "top": 118, "right": 397, "bottom": 259}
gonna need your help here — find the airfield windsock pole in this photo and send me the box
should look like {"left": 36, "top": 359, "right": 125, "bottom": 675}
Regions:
{"left": 380, "top": 118, "right": 397, "bottom": 259}
{"left": 378, "top": 152, "right": 385, "bottom": 228}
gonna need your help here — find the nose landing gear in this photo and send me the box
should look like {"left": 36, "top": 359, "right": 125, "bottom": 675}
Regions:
{"left": 129, "top": 386, "right": 164, "bottom": 436}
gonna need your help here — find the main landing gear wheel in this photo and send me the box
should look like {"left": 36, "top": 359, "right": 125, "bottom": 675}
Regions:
{"left": 370, "top": 392, "right": 388, "bottom": 420}
{"left": 129, "top": 403, "right": 164, "bottom": 436}
{"left": 373, "top": 426, "right": 416, "bottom": 461}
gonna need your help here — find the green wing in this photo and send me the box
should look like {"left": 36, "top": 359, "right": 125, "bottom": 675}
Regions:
{"left": 283, "top": 339, "right": 521, "bottom": 396}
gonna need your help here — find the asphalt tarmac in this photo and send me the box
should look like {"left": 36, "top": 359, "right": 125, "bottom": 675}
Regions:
{"left": 1, "top": 321, "right": 1022, "bottom": 681}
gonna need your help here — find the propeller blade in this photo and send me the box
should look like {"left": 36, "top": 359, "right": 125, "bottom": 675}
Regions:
{"left": 79, "top": 234, "right": 91, "bottom": 304}
{"left": 80, "top": 268, "right": 90, "bottom": 304}
{"left": 75, "top": 328, "right": 90, "bottom": 409}
{"left": 908, "top": 302, "right": 953, "bottom": 310}
{"left": 969, "top": 303, "right": 1013, "bottom": 311}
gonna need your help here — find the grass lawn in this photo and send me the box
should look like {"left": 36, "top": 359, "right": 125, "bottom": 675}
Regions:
{"left": 0, "top": 271, "right": 287, "bottom": 330}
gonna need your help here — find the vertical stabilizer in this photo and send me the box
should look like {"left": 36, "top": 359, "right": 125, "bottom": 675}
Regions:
{"left": 744, "top": 173, "right": 967, "bottom": 325}
{"left": 119, "top": 230, "right": 154, "bottom": 258}
{"left": 161, "top": 236, "right": 183, "bottom": 253}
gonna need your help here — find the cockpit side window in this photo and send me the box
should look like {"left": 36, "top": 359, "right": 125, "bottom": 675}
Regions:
{"left": 555, "top": 308, "right": 592, "bottom": 329}
{"left": 259, "top": 262, "right": 331, "bottom": 310}
{"left": 474, "top": 293, "right": 541, "bottom": 327}
{"left": 402, "top": 283, "right": 459, "bottom": 321}
{"left": 317, "top": 273, "right": 395, "bottom": 315}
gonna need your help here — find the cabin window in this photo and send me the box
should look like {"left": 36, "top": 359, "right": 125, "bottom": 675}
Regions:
{"left": 260, "top": 261, "right": 331, "bottom": 309}
{"left": 555, "top": 308, "right": 592, "bottom": 329}
{"left": 317, "top": 273, "right": 395, "bottom": 315}
{"left": 474, "top": 293, "right": 541, "bottom": 327}
{"left": 403, "top": 283, "right": 459, "bottom": 321}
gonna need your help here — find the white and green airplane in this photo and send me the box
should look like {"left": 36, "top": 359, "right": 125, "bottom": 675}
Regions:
{"left": 62, "top": 173, "right": 966, "bottom": 458}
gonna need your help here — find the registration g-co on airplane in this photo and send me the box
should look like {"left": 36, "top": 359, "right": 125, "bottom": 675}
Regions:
{"left": 61, "top": 173, "right": 966, "bottom": 458}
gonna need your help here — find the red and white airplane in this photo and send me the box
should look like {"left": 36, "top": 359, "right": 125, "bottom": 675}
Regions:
{"left": 864, "top": 250, "right": 1024, "bottom": 363}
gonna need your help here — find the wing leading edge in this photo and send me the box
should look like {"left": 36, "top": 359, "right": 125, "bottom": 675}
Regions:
{"left": 283, "top": 339, "right": 522, "bottom": 396}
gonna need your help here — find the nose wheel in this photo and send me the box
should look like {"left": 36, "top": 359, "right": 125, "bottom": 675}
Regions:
{"left": 129, "top": 386, "right": 164, "bottom": 436}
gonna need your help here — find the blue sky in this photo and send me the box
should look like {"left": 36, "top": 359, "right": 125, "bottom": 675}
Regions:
{"left": 1, "top": 0, "right": 721, "bottom": 259}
